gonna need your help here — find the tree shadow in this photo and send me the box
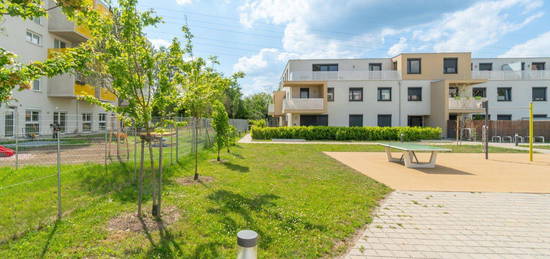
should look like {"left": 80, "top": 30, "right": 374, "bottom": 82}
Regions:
{"left": 222, "top": 162, "right": 249, "bottom": 173}
{"left": 40, "top": 220, "right": 59, "bottom": 258}
{"left": 142, "top": 216, "right": 184, "bottom": 258}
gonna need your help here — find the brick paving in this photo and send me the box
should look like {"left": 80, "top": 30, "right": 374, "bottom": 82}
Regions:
{"left": 345, "top": 191, "right": 550, "bottom": 258}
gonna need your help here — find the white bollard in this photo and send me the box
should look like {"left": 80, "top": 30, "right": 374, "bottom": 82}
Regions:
{"left": 237, "top": 230, "right": 258, "bottom": 259}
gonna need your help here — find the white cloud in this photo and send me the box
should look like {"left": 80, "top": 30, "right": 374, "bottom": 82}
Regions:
{"left": 387, "top": 37, "right": 407, "bottom": 56}
{"left": 239, "top": 0, "right": 312, "bottom": 28}
{"left": 233, "top": 48, "right": 280, "bottom": 73}
{"left": 415, "top": 0, "right": 544, "bottom": 52}
{"left": 499, "top": 31, "right": 550, "bottom": 57}
{"left": 150, "top": 38, "right": 171, "bottom": 49}
{"left": 241, "top": 75, "right": 278, "bottom": 95}
{"left": 176, "top": 0, "right": 193, "bottom": 5}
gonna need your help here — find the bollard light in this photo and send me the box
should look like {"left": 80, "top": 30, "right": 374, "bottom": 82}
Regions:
{"left": 237, "top": 230, "right": 258, "bottom": 259}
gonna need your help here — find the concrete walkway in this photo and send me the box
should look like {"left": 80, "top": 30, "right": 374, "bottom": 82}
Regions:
{"left": 345, "top": 191, "right": 550, "bottom": 258}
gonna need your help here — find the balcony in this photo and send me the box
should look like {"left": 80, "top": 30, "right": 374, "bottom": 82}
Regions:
{"left": 268, "top": 104, "right": 275, "bottom": 115}
{"left": 283, "top": 98, "right": 325, "bottom": 113}
{"left": 288, "top": 70, "right": 401, "bottom": 81}
{"left": 472, "top": 70, "right": 550, "bottom": 80}
{"left": 47, "top": 0, "right": 108, "bottom": 43}
{"left": 448, "top": 97, "right": 485, "bottom": 113}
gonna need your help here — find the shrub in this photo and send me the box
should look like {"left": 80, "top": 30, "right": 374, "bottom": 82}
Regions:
{"left": 251, "top": 126, "right": 441, "bottom": 141}
{"left": 249, "top": 119, "right": 267, "bottom": 128}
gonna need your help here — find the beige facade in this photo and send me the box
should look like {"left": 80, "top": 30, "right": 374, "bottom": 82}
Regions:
{"left": 392, "top": 53, "right": 472, "bottom": 80}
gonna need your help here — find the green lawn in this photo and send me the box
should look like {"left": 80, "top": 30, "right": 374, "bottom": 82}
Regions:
{"left": 0, "top": 143, "right": 524, "bottom": 258}
{"left": 520, "top": 145, "right": 550, "bottom": 150}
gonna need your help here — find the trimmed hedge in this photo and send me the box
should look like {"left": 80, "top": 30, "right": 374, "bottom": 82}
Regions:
{"left": 251, "top": 126, "right": 442, "bottom": 141}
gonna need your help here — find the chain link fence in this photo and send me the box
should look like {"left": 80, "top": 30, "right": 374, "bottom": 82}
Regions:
{"left": 0, "top": 115, "right": 248, "bottom": 243}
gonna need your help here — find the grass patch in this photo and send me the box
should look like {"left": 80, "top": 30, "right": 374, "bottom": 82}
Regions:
{"left": 520, "top": 145, "right": 550, "bottom": 150}
{"left": 0, "top": 144, "right": 391, "bottom": 258}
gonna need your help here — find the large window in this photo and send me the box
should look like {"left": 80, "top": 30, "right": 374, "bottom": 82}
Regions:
{"left": 497, "top": 87, "right": 512, "bottom": 101}
{"left": 377, "top": 114, "right": 392, "bottom": 127}
{"left": 5, "top": 111, "right": 14, "bottom": 137}
{"left": 32, "top": 79, "right": 40, "bottom": 91}
{"left": 54, "top": 39, "right": 67, "bottom": 48}
{"left": 26, "top": 30, "right": 42, "bottom": 46}
{"left": 473, "top": 87, "right": 486, "bottom": 98}
{"left": 407, "top": 58, "right": 421, "bottom": 74}
{"left": 497, "top": 114, "right": 512, "bottom": 120}
{"left": 532, "top": 62, "right": 545, "bottom": 71}
{"left": 532, "top": 87, "right": 547, "bottom": 101}
{"left": 327, "top": 87, "right": 334, "bottom": 102}
{"left": 349, "top": 88, "right": 363, "bottom": 102}
{"left": 443, "top": 58, "right": 458, "bottom": 74}
{"left": 534, "top": 114, "right": 547, "bottom": 119}
{"left": 312, "top": 64, "right": 338, "bottom": 71}
{"left": 299, "top": 88, "right": 309, "bottom": 98}
{"left": 377, "top": 87, "right": 391, "bottom": 101}
{"left": 99, "top": 113, "right": 107, "bottom": 130}
{"left": 25, "top": 110, "right": 40, "bottom": 135}
{"left": 479, "top": 63, "right": 493, "bottom": 71}
{"left": 82, "top": 113, "right": 92, "bottom": 132}
{"left": 369, "top": 63, "right": 382, "bottom": 71}
{"left": 408, "top": 87, "right": 422, "bottom": 101}
{"left": 349, "top": 115, "right": 363, "bottom": 127}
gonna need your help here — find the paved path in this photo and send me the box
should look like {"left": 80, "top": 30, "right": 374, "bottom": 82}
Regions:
{"left": 345, "top": 191, "right": 550, "bottom": 258}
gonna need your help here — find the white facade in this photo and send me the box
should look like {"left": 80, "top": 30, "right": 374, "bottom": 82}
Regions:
{"left": 271, "top": 55, "right": 550, "bottom": 131}
{"left": 0, "top": 1, "right": 115, "bottom": 137}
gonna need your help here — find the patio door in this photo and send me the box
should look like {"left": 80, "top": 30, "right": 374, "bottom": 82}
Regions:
{"left": 4, "top": 111, "right": 14, "bottom": 137}
{"left": 300, "top": 88, "right": 310, "bottom": 98}
{"left": 53, "top": 112, "right": 67, "bottom": 132}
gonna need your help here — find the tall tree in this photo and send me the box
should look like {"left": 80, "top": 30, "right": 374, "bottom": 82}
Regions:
{"left": 223, "top": 72, "right": 245, "bottom": 119}
{"left": 243, "top": 92, "right": 271, "bottom": 120}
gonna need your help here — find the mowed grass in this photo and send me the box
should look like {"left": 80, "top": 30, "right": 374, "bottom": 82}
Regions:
{"left": 520, "top": 144, "right": 550, "bottom": 150}
{"left": 0, "top": 144, "right": 392, "bottom": 258}
{"left": 0, "top": 143, "right": 524, "bottom": 258}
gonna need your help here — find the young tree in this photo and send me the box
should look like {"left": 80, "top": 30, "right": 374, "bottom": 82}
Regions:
{"left": 0, "top": 0, "right": 100, "bottom": 102}
{"left": 212, "top": 101, "right": 229, "bottom": 161}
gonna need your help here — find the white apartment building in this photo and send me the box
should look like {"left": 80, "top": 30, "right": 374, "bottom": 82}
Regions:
{"left": 268, "top": 52, "right": 550, "bottom": 137}
{"left": 0, "top": 0, "right": 116, "bottom": 138}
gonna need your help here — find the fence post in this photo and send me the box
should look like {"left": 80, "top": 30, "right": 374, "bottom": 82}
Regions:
{"left": 104, "top": 129, "right": 108, "bottom": 172}
{"left": 175, "top": 121, "right": 179, "bottom": 162}
{"left": 56, "top": 127, "right": 62, "bottom": 220}
{"left": 158, "top": 135, "right": 163, "bottom": 215}
{"left": 170, "top": 122, "right": 173, "bottom": 166}
{"left": 15, "top": 128, "right": 19, "bottom": 170}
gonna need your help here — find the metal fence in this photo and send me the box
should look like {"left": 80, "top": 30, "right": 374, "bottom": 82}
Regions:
{"left": 0, "top": 116, "right": 248, "bottom": 243}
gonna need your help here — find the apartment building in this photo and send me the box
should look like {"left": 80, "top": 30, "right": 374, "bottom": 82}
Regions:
{"left": 268, "top": 52, "right": 550, "bottom": 137}
{"left": 0, "top": 0, "right": 117, "bottom": 137}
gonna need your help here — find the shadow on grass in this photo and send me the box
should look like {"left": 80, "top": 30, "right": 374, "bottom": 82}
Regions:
{"left": 39, "top": 220, "right": 59, "bottom": 258}
{"left": 222, "top": 162, "right": 249, "bottom": 173}
{"left": 142, "top": 217, "right": 184, "bottom": 258}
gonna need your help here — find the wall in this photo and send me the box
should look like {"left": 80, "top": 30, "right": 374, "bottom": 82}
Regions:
{"left": 394, "top": 53, "right": 472, "bottom": 80}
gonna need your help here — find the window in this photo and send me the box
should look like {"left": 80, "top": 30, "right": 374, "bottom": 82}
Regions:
{"left": 377, "top": 87, "right": 391, "bottom": 101}
{"left": 497, "top": 114, "right": 512, "bottom": 120}
{"left": 99, "top": 113, "right": 107, "bottom": 130}
{"left": 369, "top": 63, "right": 382, "bottom": 71}
{"left": 82, "top": 113, "right": 92, "bottom": 132}
{"left": 443, "top": 58, "right": 458, "bottom": 74}
{"left": 54, "top": 39, "right": 67, "bottom": 48}
{"left": 473, "top": 87, "right": 487, "bottom": 98}
{"left": 407, "top": 58, "right": 421, "bottom": 74}
{"left": 532, "top": 87, "right": 547, "bottom": 101}
{"left": 449, "top": 87, "right": 459, "bottom": 98}
{"left": 349, "top": 88, "right": 363, "bottom": 102}
{"left": 26, "top": 31, "right": 42, "bottom": 46}
{"left": 25, "top": 110, "right": 40, "bottom": 135}
{"left": 534, "top": 114, "right": 547, "bottom": 119}
{"left": 377, "top": 114, "right": 392, "bottom": 127}
{"left": 5, "top": 111, "right": 14, "bottom": 137}
{"left": 327, "top": 87, "right": 334, "bottom": 102}
{"left": 497, "top": 87, "right": 512, "bottom": 101}
{"left": 407, "top": 116, "right": 423, "bottom": 127}
{"left": 479, "top": 63, "right": 492, "bottom": 71}
{"left": 32, "top": 79, "right": 40, "bottom": 91}
{"left": 472, "top": 114, "right": 490, "bottom": 120}
{"left": 299, "top": 88, "right": 309, "bottom": 98}
{"left": 312, "top": 64, "right": 338, "bottom": 71}
{"left": 349, "top": 115, "right": 363, "bottom": 127}
{"left": 53, "top": 112, "right": 66, "bottom": 132}
{"left": 532, "top": 62, "right": 545, "bottom": 71}
{"left": 408, "top": 87, "right": 422, "bottom": 101}
{"left": 32, "top": 17, "right": 41, "bottom": 25}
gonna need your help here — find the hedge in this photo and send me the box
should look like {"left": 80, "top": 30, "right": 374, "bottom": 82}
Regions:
{"left": 251, "top": 126, "right": 441, "bottom": 141}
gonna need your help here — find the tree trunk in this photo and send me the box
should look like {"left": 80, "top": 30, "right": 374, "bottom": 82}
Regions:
{"left": 157, "top": 136, "right": 163, "bottom": 218}
{"left": 194, "top": 117, "right": 199, "bottom": 181}
{"left": 138, "top": 138, "right": 145, "bottom": 218}
{"left": 217, "top": 146, "right": 221, "bottom": 161}
{"left": 149, "top": 138, "right": 159, "bottom": 217}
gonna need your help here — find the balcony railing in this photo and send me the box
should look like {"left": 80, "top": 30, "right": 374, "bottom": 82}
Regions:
{"left": 288, "top": 70, "right": 401, "bottom": 81}
{"left": 472, "top": 70, "right": 550, "bottom": 80}
{"left": 283, "top": 98, "right": 324, "bottom": 112}
{"left": 448, "top": 97, "right": 485, "bottom": 110}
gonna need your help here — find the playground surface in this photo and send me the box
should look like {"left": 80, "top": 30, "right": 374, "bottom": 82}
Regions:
{"left": 325, "top": 152, "right": 550, "bottom": 193}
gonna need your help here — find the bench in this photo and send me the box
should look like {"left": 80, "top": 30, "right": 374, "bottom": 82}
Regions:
{"left": 378, "top": 143, "right": 451, "bottom": 169}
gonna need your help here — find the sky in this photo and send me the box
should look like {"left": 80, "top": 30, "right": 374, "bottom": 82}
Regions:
{"left": 139, "top": 0, "right": 550, "bottom": 96}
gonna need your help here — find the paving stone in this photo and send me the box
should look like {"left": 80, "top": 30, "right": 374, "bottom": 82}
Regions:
{"left": 344, "top": 191, "right": 550, "bottom": 259}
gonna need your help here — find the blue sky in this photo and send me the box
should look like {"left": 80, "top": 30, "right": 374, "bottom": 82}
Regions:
{"left": 139, "top": 0, "right": 550, "bottom": 95}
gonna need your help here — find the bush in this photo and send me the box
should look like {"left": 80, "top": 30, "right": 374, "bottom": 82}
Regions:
{"left": 249, "top": 119, "right": 267, "bottom": 128}
{"left": 251, "top": 126, "right": 441, "bottom": 141}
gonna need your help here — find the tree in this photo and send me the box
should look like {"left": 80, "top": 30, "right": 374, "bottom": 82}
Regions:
{"left": 223, "top": 72, "right": 245, "bottom": 119}
{"left": 212, "top": 101, "right": 229, "bottom": 161}
{"left": 0, "top": 0, "right": 100, "bottom": 102}
{"left": 80, "top": 0, "right": 185, "bottom": 218}
{"left": 243, "top": 92, "right": 271, "bottom": 119}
